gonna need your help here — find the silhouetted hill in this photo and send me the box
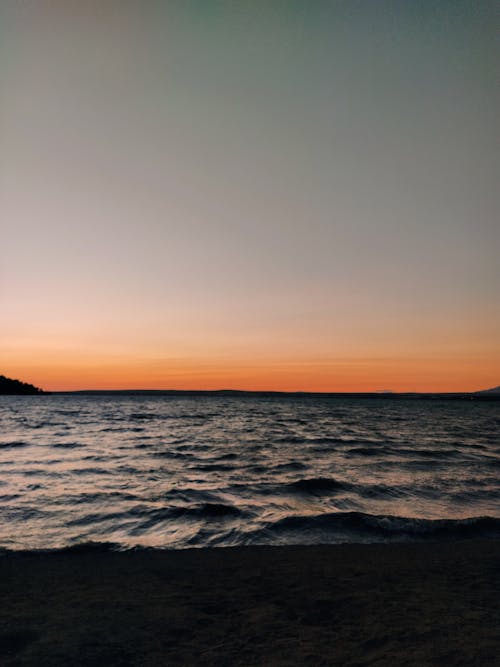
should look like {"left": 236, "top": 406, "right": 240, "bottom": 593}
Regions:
{"left": 0, "top": 375, "right": 43, "bottom": 395}
{"left": 475, "top": 386, "right": 500, "bottom": 395}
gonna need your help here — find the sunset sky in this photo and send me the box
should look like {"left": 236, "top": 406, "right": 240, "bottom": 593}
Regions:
{"left": 1, "top": 1, "right": 498, "bottom": 392}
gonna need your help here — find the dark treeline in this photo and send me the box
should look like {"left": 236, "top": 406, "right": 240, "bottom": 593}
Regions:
{"left": 0, "top": 375, "right": 44, "bottom": 395}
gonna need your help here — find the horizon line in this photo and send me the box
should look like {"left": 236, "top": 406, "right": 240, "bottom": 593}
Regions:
{"left": 48, "top": 387, "right": 494, "bottom": 396}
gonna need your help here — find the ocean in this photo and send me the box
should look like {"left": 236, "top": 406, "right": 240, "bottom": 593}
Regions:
{"left": 1, "top": 394, "right": 499, "bottom": 550}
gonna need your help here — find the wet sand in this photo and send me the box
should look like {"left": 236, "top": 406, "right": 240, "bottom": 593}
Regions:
{"left": 1, "top": 539, "right": 499, "bottom": 666}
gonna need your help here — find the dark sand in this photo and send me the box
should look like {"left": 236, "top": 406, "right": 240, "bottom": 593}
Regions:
{"left": 1, "top": 540, "right": 499, "bottom": 666}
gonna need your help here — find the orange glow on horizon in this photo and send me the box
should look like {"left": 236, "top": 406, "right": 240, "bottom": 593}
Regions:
{"left": 3, "top": 353, "right": 499, "bottom": 394}
{"left": 3, "top": 317, "right": 499, "bottom": 394}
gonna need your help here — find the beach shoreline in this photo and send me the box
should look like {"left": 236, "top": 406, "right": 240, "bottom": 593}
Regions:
{"left": 1, "top": 539, "right": 499, "bottom": 666}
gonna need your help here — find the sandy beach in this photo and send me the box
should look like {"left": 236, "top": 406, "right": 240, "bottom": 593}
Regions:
{"left": 1, "top": 539, "right": 498, "bottom": 666}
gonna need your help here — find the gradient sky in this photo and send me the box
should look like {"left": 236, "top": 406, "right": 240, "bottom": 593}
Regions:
{"left": 1, "top": 1, "right": 499, "bottom": 392}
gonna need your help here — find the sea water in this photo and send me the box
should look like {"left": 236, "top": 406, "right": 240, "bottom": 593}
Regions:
{"left": 0, "top": 394, "right": 499, "bottom": 550}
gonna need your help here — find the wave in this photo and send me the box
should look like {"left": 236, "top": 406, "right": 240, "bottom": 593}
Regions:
{"left": 128, "top": 412, "right": 218, "bottom": 422}
{"left": 449, "top": 488, "right": 500, "bottom": 502}
{"left": 401, "top": 448, "right": 464, "bottom": 459}
{"left": 274, "top": 436, "right": 355, "bottom": 446}
{"left": 344, "top": 447, "right": 381, "bottom": 457}
{"left": 246, "top": 512, "right": 500, "bottom": 545}
{"left": 154, "top": 487, "right": 223, "bottom": 504}
{"left": 0, "top": 494, "right": 21, "bottom": 502}
{"left": 344, "top": 445, "right": 475, "bottom": 460}
{"left": 52, "top": 491, "right": 141, "bottom": 505}
{"left": 0, "top": 541, "right": 124, "bottom": 556}
{"left": 151, "top": 451, "right": 190, "bottom": 459}
{"left": 173, "top": 503, "right": 243, "bottom": 519}
{"left": 272, "top": 462, "right": 308, "bottom": 472}
{"left": 3, "top": 513, "right": 498, "bottom": 553}
{"left": 357, "top": 483, "right": 412, "bottom": 499}
{"left": 68, "top": 467, "right": 114, "bottom": 476}
{"left": 129, "top": 412, "right": 161, "bottom": 420}
{"left": 269, "top": 479, "right": 499, "bottom": 503}
{"left": 66, "top": 501, "right": 244, "bottom": 530}
{"left": 286, "top": 477, "right": 351, "bottom": 495}
{"left": 0, "top": 506, "right": 51, "bottom": 521}
{"left": 190, "top": 463, "right": 236, "bottom": 472}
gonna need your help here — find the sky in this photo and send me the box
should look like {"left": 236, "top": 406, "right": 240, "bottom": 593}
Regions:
{"left": 1, "top": 1, "right": 499, "bottom": 392}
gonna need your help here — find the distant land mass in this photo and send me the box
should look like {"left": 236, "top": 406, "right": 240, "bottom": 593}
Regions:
{"left": 64, "top": 388, "right": 500, "bottom": 400}
{"left": 1, "top": 377, "right": 498, "bottom": 399}
{"left": 0, "top": 375, "right": 44, "bottom": 395}
{"left": 475, "top": 386, "right": 500, "bottom": 395}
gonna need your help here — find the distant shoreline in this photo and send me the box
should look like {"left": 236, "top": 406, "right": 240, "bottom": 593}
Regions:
{"left": 42, "top": 389, "right": 500, "bottom": 400}
{"left": 2, "top": 383, "right": 499, "bottom": 399}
